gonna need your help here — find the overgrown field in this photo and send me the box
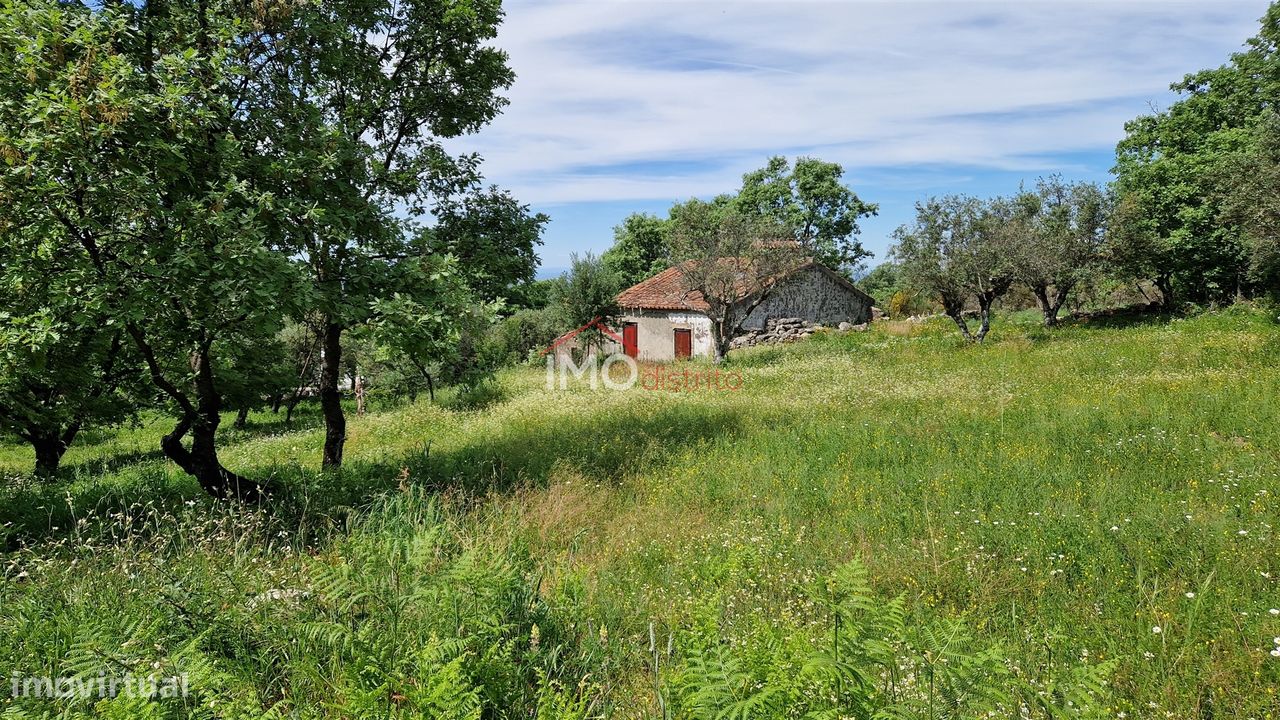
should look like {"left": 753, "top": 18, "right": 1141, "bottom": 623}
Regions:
{"left": 2, "top": 309, "right": 1279, "bottom": 718}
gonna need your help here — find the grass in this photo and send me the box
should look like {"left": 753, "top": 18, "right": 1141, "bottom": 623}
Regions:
{"left": 1, "top": 306, "right": 1279, "bottom": 717}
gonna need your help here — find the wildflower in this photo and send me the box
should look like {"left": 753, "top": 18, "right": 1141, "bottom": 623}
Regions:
{"left": 1270, "top": 609, "right": 1279, "bottom": 616}
{"left": 1271, "top": 649, "right": 1280, "bottom": 658}
{"left": 1151, "top": 626, "right": 1162, "bottom": 634}
{"left": 1185, "top": 592, "right": 1195, "bottom": 598}
{"left": 1238, "top": 530, "right": 1249, "bottom": 536}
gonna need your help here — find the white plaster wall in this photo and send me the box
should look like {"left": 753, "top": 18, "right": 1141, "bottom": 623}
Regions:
{"left": 619, "top": 310, "right": 714, "bottom": 361}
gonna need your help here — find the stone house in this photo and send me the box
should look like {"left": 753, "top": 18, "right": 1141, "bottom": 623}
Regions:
{"left": 612, "top": 259, "right": 875, "bottom": 362}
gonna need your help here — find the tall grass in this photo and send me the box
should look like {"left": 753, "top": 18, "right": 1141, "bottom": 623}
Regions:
{"left": 2, "top": 307, "right": 1278, "bottom": 717}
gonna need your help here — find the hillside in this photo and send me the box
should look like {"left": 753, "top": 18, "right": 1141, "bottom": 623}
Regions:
{"left": 2, "top": 309, "right": 1279, "bottom": 717}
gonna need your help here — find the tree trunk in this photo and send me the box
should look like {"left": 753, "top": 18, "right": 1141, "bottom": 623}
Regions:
{"left": 30, "top": 431, "right": 69, "bottom": 479}
{"left": 709, "top": 319, "right": 730, "bottom": 364}
{"left": 270, "top": 394, "right": 283, "bottom": 413}
{"left": 285, "top": 394, "right": 301, "bottom": 427}
{"left": 1155, "top": 275, "right": 1174, "bottom": 307}
{"left": 153, "top": 345, "right": 268, "bottom": 502}
{"left": 974, "top": 301, "right": 993, "bottom": 342}
{"left": 1032, "top": 284, "right": 1069, "bottom": 327}
{"left": 233, "top": 406, "right": 249, "bottom": 429}
{"left": 319, "top": 320, "right": 346, "bottom": 469}
{"left": 1032, "top": 285, "right": 1055, "bottom": 327}
{"left": 161, "top": 413, "right": 265, "bottom": 502}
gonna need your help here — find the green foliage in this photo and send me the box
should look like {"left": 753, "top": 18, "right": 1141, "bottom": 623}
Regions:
{"left": 602, "top": 212, "right": 672, "bottom": 288}
{"left": 1111, "top": 2, "right": 1280, "bottom": 303}
{"left": 736, "top": 156, "right": 878, "bottom": 276}
{"left": 552, "top": 253, "right": 622, "bottom": 347}
{"left": 426, "top": 186, "right": 549, "bottom": 305}
{"left": 1217, "top": 112, "right": 1280, "bottom": 296}
{"left": 891, "top": 195, "right": 1015, "bottom": 341}
{"left": 1007, "top": 176, "right": 1110, "bottom": 325}
{"left": 489, "top": 306, "right": 570, "bottom": 365}
{"left": 667, "top": 560, "right": 1111, "bottom": 719}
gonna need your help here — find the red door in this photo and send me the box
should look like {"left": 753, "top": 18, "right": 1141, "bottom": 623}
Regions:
{"left": 673, "top": 328, "right": 692, "bottom": 360}
{"left": 622, "top": 323, "right": 638, "bottom": 358}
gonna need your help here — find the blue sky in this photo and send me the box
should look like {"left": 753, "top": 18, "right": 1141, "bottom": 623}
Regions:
{"left": 446, "top": 0, "right": 1274, "bottom": 277}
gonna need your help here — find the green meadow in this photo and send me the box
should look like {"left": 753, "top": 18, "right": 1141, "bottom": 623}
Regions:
{"left": 2, "top": 308, "right": 1279, "bottom": 718}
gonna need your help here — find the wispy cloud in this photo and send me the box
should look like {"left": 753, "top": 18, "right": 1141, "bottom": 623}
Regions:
{"left": 449, "top": 0, "right": 1270, "bottom": 264}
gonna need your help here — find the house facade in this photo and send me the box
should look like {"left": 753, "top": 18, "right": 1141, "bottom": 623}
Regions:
{"left": 613, "top": 260, "right": 875, "bottom": 362}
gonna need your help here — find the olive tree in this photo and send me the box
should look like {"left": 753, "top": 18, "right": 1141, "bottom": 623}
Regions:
{"left": 1009, "top": 177, "right": 1109, "bottom": 326}
{"left": 891, "top": 196, "right": 1015, "bottom": 342}
{"left": 668, "top": 201, "right": 803, "bottom": 363}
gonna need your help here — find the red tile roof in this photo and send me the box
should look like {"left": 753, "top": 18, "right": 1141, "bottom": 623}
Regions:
{"left": 614, "top": 263, "right": 710, "bottom": 311}
{"left": 615, "top": 259, "right": 875, "bottom": 313}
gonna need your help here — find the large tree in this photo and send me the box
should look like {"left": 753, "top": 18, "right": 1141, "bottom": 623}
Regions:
{"left": 0, "top": 0, "right": 304, "bottom": 499}
{"left": 891, "top": 196, "right": 1014, "bottom": 343}
{"left": 736, "top": 156, "right": 878, "bottom": 276}
{"left": 668, "top": 201, "right": 802, "bottom": 363}
{"left": 1112, "top": 3, "right": 1280, "bottom": 303}
{"left": 1218, "top": 112, "right": 1280, "bottom": 296}
{"left": 251, "top": 0, "right": 517, "bottom": 469}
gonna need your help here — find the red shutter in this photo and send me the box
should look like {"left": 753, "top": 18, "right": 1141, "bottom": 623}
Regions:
{"left": 623, "top": 323, "right": 638, "bottom": 358}
{"left": 674, "top": 329, "right": 692, "bottom": 360}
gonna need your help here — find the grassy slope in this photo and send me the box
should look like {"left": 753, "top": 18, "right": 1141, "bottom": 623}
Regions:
{"left": 2, "top": 308, "right": 1279, "bottom": 716}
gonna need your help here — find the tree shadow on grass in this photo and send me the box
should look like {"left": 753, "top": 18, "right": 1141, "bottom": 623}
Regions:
{"left": 1062, "top": 303, "right": 1173, "bottom": 331}
{"left": 2, "top": 399, "right": 744, "bottom": 549}
{"left": 288, "top": 399, "right": 746, "bottom": 511}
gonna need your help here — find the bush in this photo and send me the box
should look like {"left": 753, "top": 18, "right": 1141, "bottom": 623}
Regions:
{"left": 489, "top": 307, "right": 568, "bottom": 365}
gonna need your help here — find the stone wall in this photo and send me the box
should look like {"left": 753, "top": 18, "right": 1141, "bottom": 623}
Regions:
{"left": 741, "top": 265, "right": 873, "bottom": 330}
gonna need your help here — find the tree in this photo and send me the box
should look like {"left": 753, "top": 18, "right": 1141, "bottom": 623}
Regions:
{"left": 1218, "top": 112, "right": 1280, "bottom": 296}
{"left": 0, "top": 0, "right": 303, "bottom": 500}
{"left": 427, "top": 186, "right": 548, "bottom": 305}
{"left": 667, "top": 201, "right": 803, "bottom": 363}
{"left": 217, "top": 332, "right": 296, "bottom": 430}
{"left": 1009, "top": 177, "right": 1109, "bottom": 326}
{"left": 0, "top": 225, "right": 140, "bottom": 476}
{"left": 1112, "top": 3, "right": 1280, "bottom": 303}
{"left": 891, "top": 196, "right": 1014, "bottom": 342}
{"left": 553, "top": 253, "right": 621, "bottom": 354}
{"left": 736, "top": 156, "right": 878, "bottom": 276}
{"left": 248, "top": 0, "right": 517, "bottom": 469}
{"left": 366, "top": 255, "right": 493, "bottom": 403}
{"left": 602, "top": 212, "right": 670, "bottom": 288}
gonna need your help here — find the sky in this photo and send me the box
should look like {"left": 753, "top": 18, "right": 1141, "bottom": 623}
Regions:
{"left": 444, "top": 0, "right": 1275, "bottom": 277}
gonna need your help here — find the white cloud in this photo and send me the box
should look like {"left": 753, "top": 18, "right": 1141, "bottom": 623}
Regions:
{"left": 449, "top": 0, "right": 1269, "bottom": 207}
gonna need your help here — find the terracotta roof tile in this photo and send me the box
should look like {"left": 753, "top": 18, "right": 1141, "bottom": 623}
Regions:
{"left": 615, "top": 258, "right": 875, "bottom": 312}
{"left": 615, "top": 263, "right": 710, "bottom": 311}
